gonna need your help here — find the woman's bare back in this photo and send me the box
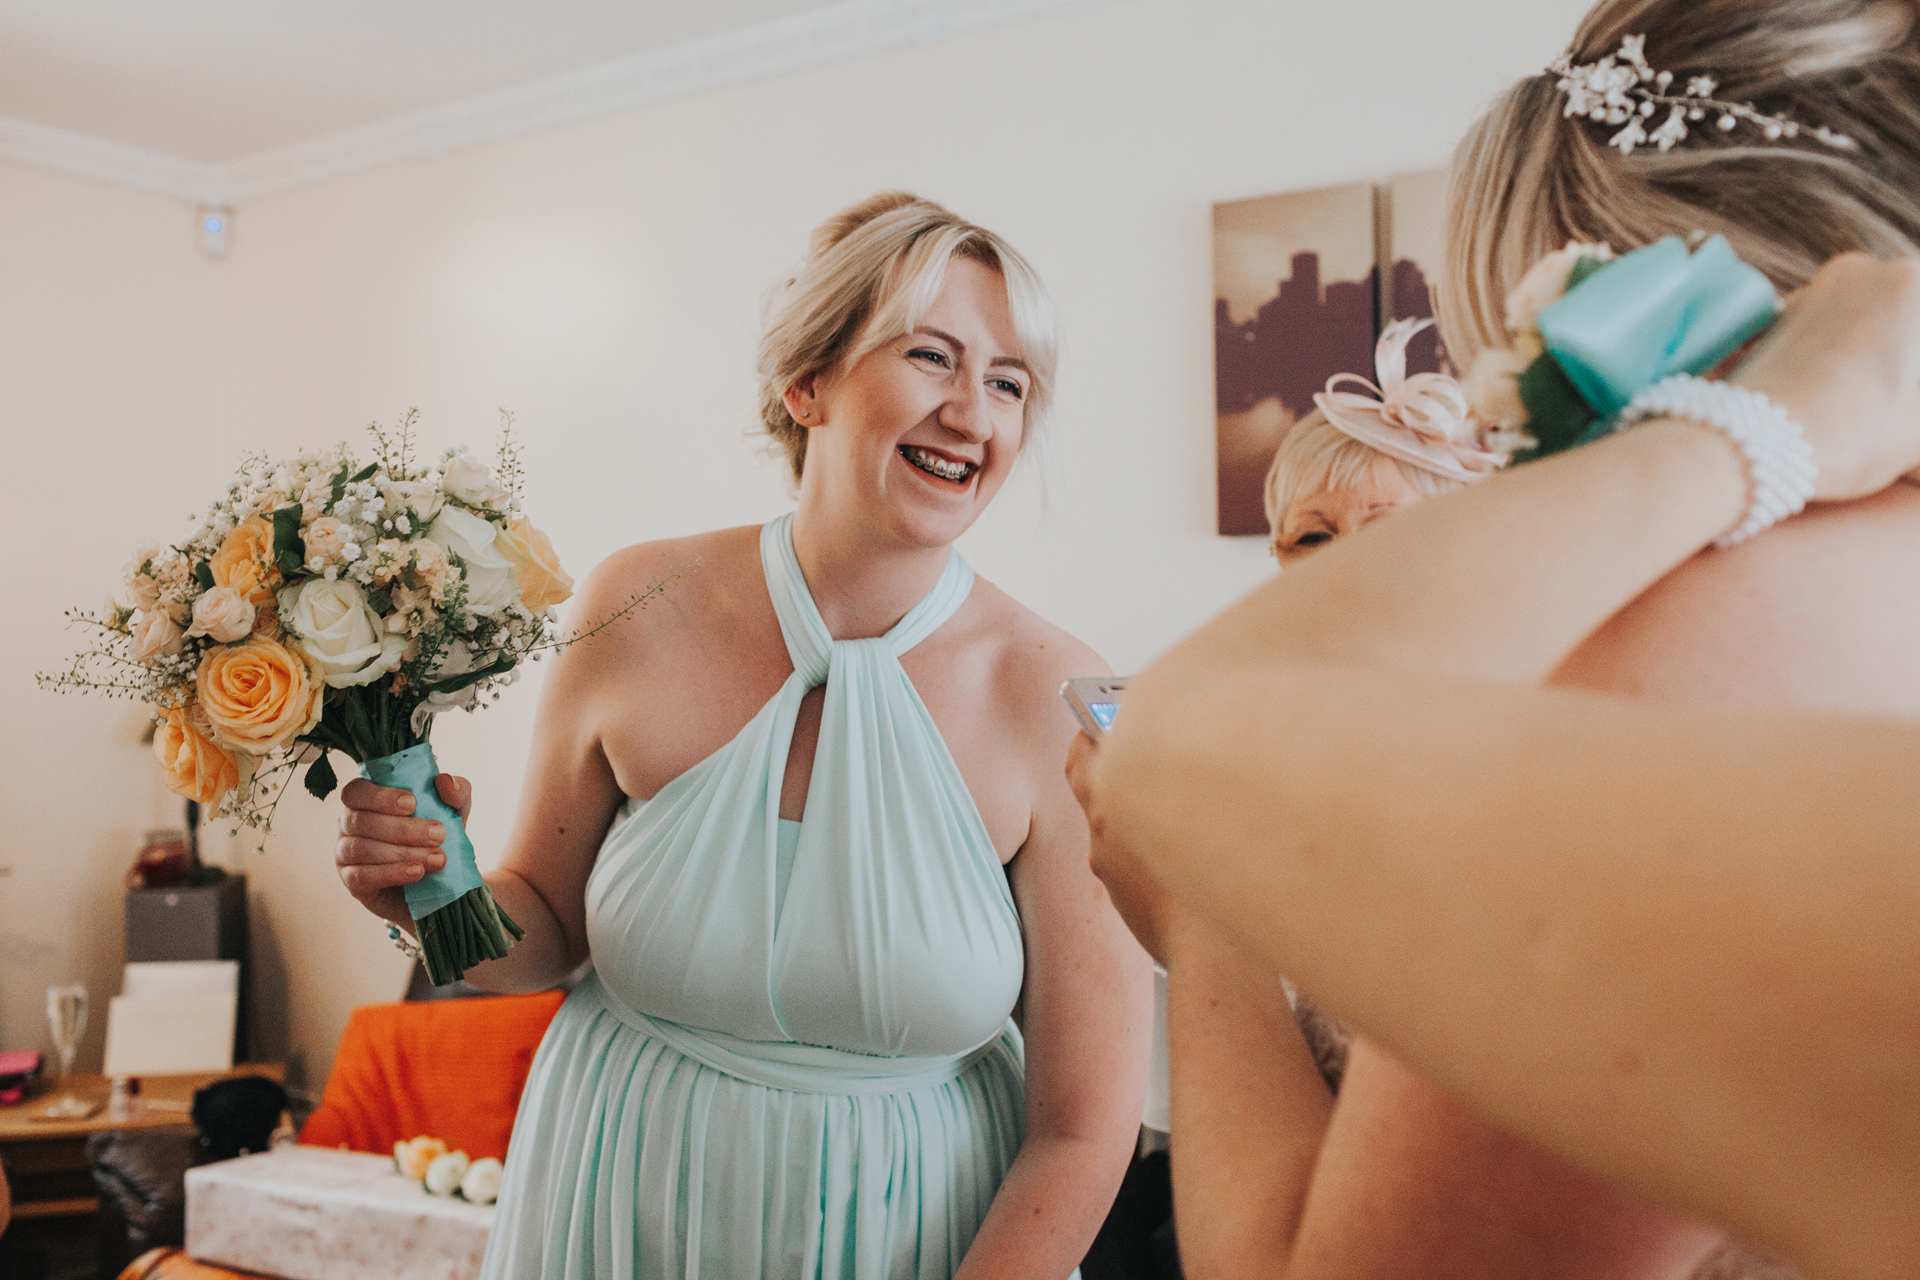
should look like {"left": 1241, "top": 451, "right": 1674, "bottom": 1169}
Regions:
{"left": 1369, "top": 483, "right": 1920, "bottom": 1277}
{"left": 1551, "top": 484, "right": 1920, "bottom": 717}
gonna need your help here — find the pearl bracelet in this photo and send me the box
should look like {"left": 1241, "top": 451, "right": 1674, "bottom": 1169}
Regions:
{"left": 387, "top": 921, "right": 424, "bottom": 961}
{"left": 1619, "top": 374, "right": 1817, "bottom": 547}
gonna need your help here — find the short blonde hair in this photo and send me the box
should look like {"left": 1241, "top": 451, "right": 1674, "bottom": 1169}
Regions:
{"left": 756, "top": 191, "right": 1059, "bottom": 482}
{"left": 1441, "top": 0, "right": 1920, "bottom": 367}
{"left": 1263, "top": 410, "right": 1461, "bottom": 548}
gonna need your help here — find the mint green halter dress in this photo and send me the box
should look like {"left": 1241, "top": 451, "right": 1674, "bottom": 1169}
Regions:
{"left": 480, "top": 515, "right": 1030, "bottom": 1279}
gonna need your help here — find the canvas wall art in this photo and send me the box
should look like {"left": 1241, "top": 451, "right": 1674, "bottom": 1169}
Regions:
{"left": 1213, "top": 182, "right": 1379, "bottom": 537}
{"left": 1213, "top": 169, "right": 1463, "bottom": 537}
{"left": 1387, "top": 167, "right": 1451, "bottom": 378}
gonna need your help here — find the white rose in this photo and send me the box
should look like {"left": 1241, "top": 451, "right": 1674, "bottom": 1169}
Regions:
{"left": 280, "top": 579, "right": 407, "bottom": 688}
{"left": 459, "top": 1157, "right": 502, "bottom": 1205}
{"left": 440, "top": 453, "right": 508, "bottom": 509}
{"left": 381, "top": 479, "right": 444, "bottom": 525}
{"left": 130, "top": 609, "right": 186, "bottom": 663}
{"left": 424, "top": 1150, "right": 470, "bottom": 1197}
{"left": 187, "top": 586, "right": 257, "bottom": 644}
{"left": 426, "top": 507, "right": 518, "bottom": 616}
{"left": 304, "top": 516, "right": 350, "bottom": 562}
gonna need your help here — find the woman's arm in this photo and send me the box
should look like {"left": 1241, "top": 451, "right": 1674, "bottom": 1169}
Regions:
{"left": 1162, "top": 906, "right": 1332, "bottom": 1280}
{"left": 956, "top": 663, "right": 1155, "bottom": 1279}
{"left": 334, "top": 553, "right": 641, "bottom": 991}
{"left": 1089, "top": 255, "right": 1920, "bottom": 1279}
{"left": 1106, "top": 640, "right": 1920, "bottom": 1278}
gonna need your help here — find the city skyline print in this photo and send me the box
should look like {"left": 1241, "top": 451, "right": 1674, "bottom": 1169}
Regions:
{"left": 1213, "top": 170, "right": 1450, "bottom": 538}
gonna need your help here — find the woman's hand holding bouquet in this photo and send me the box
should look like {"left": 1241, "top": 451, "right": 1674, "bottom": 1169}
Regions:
{"left": 43, "top": 412, "right": 677, "bottom": 984}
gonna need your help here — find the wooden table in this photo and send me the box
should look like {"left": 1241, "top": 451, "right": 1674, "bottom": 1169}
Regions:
{"left": 0, "top": 1064, "right": 285, "bottom": 1223}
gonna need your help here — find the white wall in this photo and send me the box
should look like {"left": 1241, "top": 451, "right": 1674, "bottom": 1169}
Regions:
{"left": 3, "top": 0, "right": 1591, "bottom": 1094}
{"left": 1, "top": 164, "right": 228, "bottom": 1074}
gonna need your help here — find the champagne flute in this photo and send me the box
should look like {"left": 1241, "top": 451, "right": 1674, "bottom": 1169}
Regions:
{"left": 44, "top": 984, "right": 90, "bottom": 1118}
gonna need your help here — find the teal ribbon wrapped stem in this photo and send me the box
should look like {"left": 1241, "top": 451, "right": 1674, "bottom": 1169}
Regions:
{"left": 360, "top": 742, "right": 484, "bottom": 921}
{"left": 1537, "top": 234, "right": 1782, "bottom": 421}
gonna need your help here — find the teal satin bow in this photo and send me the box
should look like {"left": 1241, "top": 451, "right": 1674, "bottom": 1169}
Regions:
{"left": 1538, "top": 234, "right": 1781, "bottom": 422}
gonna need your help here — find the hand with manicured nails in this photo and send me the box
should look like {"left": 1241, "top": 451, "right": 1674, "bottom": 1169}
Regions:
{"left": 334, "top": 774, "right": 470, "bottom": 930}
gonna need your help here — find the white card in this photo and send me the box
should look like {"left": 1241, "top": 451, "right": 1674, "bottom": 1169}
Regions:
{"left": 103, "top": 992, "right": 236, "bottom": 1075}
{"left": 122, "top": 959, "right": 239, "bottom": 999}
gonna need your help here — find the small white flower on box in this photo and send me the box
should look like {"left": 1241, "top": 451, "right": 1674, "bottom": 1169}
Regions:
{"left": 460, "top": 1157, "right": 503, "bottom": 1205}
{"left": 424, "top": 1150, "right": 470, "bottom": 1197}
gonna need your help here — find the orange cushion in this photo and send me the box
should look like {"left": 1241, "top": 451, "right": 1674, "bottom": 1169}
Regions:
{"left": 119, "top": 1248, "right": 265, "bottom": 1280}
{"left": 299, "top": 991, "right": 565, "bottom": 1162}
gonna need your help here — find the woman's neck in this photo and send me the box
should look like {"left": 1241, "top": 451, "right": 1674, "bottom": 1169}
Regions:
{"left": 789, "top": 503, "right": 953, "bottom": 641}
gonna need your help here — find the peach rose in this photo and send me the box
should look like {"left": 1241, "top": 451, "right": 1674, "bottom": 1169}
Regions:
{"left": 131, "top": 609, "right": 186, "bottom": 663}
{"left": 381, "top": 479, "right": 444, "bottom": 526}
{"left": 211, "top": 517, "right": 279, "bottom": 607}
{"left": 407, "top": 539, "right": 454, "bottom": 597}
{"left": 124, "top": 547, "right": 163, "bottom": 612}
{"left": 496, "top": 518, "right": 574, "bottom": 615}
{"left": 195, "top": 636, "right": 324, "bottom": 754}
{"left": 394, "top": 1136, "right": 448, "bottom": 1183}
{"left": 187, "top": 586, "right": 257, "bottom": 644}
{"left": 303, "top": 516, "right": 350, "bottom": 562}
{"left": 152, "top": 705, "right": 246, "bottom": 806}
{"left": 1503, "top": 241, "right": 1614, "bottom": 341}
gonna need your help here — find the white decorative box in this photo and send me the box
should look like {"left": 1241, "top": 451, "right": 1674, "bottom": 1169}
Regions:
{"left": 185, "top": 1146, "right": 494, "bottom": 1280}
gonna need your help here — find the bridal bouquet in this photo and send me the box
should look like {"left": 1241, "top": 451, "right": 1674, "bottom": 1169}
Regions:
{"left": 42, "top": 412, "right": 671, "bottom": 984}
{"left": 1464, "top": 233, "right": 1783, "bottom": 461}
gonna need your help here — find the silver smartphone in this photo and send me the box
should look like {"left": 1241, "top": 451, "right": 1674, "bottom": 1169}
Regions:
{"left": 1061, "top": 676, "right": 1129, "bottom": 742}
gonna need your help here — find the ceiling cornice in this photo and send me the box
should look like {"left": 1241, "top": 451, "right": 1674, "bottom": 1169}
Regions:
{"left": 0, "top": 0, "right": 1115, "bottom": 207}
{"left": 0, "top": 113, "right": 227, "bottom": 203}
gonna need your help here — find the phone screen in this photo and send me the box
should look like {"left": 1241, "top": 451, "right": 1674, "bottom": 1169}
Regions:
{"left": 1087, "top": 701, "right": 1119, "bottom": 731}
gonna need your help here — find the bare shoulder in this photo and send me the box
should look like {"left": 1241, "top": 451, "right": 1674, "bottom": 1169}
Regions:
{"left": 964, "top": 574, "right": 1110, "bottom": 748}
{"left": 554, "top": 524, "right": 764, "bottom": 678}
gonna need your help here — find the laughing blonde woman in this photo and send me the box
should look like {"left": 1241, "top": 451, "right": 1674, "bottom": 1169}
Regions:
{"left": 336, "top": 192, "right": 1150, "bottom": 1280}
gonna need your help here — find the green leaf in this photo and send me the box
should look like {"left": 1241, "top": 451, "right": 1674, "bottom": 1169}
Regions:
{"left": 342, "top": 688, "right": 380, "bottom": 759}
{"left": 328, "top": 463, "right": 350, "bottom": 507}
{"left": 304, "top": 751, "right": 338, "bottom": 800}
{"left": 1565, "top": 253, "right": 1613, "bottom": 295}
{"left": 192, "top": 561, "right": 215, "bottom": 591}
{"left": 350, "top": 462, "right": 379, "bottom": 483}
{"left": 365, "top": 587, "right": 392, "bottom": 614}
{"left": 1517, "top": 354, "right": 1599, "bottom": 459}
{"left": 272, "top": 504, "right": 306, "bottom": 578}
{"left": 422, "top": 655, "right": 515, "bottom": 696}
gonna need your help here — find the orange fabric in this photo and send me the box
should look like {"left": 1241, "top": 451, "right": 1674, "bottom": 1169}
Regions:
{"left": 118, "top": 1248, "right": 267, "bottom": 1279}
{"left": 299, "top": 991, "right": 565, "bottom": 1162}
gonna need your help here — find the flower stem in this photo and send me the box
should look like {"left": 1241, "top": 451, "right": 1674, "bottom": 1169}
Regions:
{"left": 412, "top": 885, "right": 523, "bottom": 985}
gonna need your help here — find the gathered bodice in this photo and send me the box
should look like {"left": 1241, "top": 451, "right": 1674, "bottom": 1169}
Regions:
{"left": 583, "top": 514, "right": 1025, "bottom": 1061}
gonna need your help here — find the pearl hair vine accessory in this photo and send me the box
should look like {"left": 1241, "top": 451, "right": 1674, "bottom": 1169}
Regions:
{"left": 1550, "top": 34, "right": 1858, "bottom": 157}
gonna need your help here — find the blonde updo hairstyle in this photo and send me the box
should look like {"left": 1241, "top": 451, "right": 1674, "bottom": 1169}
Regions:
{"left": 1442, "top": 0, "right": 1920, "bottom": 367}
{"left": 757, "top": 191, "right": 1059, "bottom": 483}
{"left": 1263, "top": 409, "right": 1464, "bottom": 552}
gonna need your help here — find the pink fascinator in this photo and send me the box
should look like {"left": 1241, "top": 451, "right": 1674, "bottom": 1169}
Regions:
{"left": 1313, "top": 319, "right": 1504, "bottom": 484}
